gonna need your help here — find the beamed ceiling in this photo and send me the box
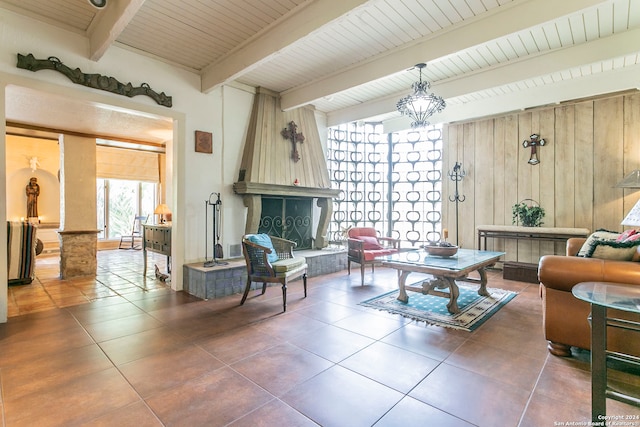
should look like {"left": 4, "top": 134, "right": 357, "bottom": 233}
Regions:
{"left": 2, "top": 0, "right": 640, "bottom": 141}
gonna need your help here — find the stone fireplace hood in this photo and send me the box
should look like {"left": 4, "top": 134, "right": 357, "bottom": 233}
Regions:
{"left": 233, "top": 87, "right": 339, "bottom": 248}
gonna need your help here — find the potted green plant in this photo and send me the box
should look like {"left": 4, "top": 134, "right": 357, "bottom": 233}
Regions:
{"left": 512, "top": 199, "right": 545, "bottom": 227}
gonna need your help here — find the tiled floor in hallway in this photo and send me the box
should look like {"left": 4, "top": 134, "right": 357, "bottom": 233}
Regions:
{"left": 1, "top": 250, "right": 638, "bottom": 426}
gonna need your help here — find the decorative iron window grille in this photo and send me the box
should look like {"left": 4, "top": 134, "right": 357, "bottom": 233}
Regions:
{"left": 327, "top": 122, "right": 443, "bottom": 247}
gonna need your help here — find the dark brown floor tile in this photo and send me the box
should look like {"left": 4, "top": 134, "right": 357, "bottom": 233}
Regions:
{"left": 2, "top": 344, "right": 112, "bottom": 401}
{"left": 70, "top": 301, "right": 146, "bottom": 326}
{"left": 381, "top": 322, "right": 468, "bottom": 361}
{"left": 147, "top": 300, "right": 222, "bottom": 323}
{"left": 4, "top": 367, "right": 140, "bottom": 426}
{"left": 520, "top": 390, "right": 590, "bottom": 427}
{"left": 83, "top": 312, "right": 164, "bottom": 342}
{"left": 282, "top": 365, "right": 403, "bottom": 427}
{"left": 0, "top": 326, "right": 95, "bottom": 368}
{"left": 470, "top": 321, "right": 548, "bottom": 360}
{"left": 409, "top": 363, "right": 530, "bottom": 426}
{"left": 98, "top": 326, "right": 191, "bottom": 365}
{"left": 340, "top": 341, "right": 439, "bottom": 393}
{"left": 375, "top": 396, "right": 475, "bottom": 427}
{"left": 332, "top": 311, "right": 410, "bottom": 340}
{"left": 0, "top": 308, "right": 79, "bottom": 342}
{"left": 197, "top": 325, "right": 282, "bottom": 364}
{"left": 79, "top": 401, "right": 164, "bottom": 427}
{"left": 289, "top": 324, "right": 375, "bottom": 363}
{"left": 119, "top": 344, "right": 224, "bottom": 397}
{"left": 253, "top": 311, "right": 328, "bottom": 341}
{"left": 228, "top": 399, "right": 318, "bottom": 427}
{"left": 145, "top": 367, "right": 273, "bottom": 427}
{"left": 534, "top": 357, "right": 592, "bottom": 406}
{"left": 231, "top": 342, "right": 333, "bottom": 396}
{"left": 446, "top": 338, "right": 545, "bottom": 390}
{"left": 167, "top": 313, "right": 246, "bottom": 341}
{"left": 295, "top": 300, "right": 363, "bottom": 324}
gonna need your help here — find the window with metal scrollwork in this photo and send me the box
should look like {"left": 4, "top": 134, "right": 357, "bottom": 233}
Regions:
{"left": 327, "top": 122, "right": 443, "bottom": 247}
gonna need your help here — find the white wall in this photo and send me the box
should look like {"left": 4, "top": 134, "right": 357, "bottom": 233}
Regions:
{"left": 0, "top": 9, "right": 261, "bottom": 321}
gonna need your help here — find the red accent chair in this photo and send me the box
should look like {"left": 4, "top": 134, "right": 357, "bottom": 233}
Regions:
{"left": 347, "top": 227, "right": 400, "bottom": 285}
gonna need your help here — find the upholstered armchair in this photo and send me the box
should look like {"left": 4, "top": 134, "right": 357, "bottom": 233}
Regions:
{"left": 347, "top": 227, "right": 400, "bottom": 285}
{"left": 241, "top": 234, "right": 307, "bottom": 312}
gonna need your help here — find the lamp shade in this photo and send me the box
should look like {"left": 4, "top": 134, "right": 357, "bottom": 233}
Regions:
{"left": 621, "top": 199, "right": 640, "bottom": 227}
{"left": 154, "top": 203, "right": 171, "bottom": 215}
{"left": 615, "top": 170, "right": 640, "bottom": 189}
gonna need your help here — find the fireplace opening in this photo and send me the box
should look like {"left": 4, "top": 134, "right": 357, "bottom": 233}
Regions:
{"left": 259, "top": 196, "right": 313, "bottom": 249}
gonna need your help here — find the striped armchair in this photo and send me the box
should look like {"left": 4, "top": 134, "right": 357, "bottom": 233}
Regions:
{"left": 7, "top": 221, "right": 38, "bottom": 285}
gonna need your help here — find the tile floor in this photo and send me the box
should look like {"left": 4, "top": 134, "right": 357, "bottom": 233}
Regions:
{"left": 1, "top": 250, "right": 639, "bottom": 426}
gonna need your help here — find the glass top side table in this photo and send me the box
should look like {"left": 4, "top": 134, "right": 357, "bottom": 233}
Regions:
{"left": 572, "top": 282, "right": 640, "bottom": 423}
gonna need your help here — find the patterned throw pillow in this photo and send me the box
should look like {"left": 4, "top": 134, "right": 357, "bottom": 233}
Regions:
{"left": 577, "top": 230, "right": 621, "bottom": 257}
{"left": 579, "top": 229, "right": 640, "bottom": 261}
{"left": 616, "top": 229, "right": 638, "bottom": 242}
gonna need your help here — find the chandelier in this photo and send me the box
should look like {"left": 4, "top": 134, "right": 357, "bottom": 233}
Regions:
{"left": 396, "top": 63, "right": 446, "bottom": 128}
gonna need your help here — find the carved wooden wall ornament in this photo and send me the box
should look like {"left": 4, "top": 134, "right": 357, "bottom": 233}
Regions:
{"left": 16, "top": 53, "right": 172, "bottom": 108}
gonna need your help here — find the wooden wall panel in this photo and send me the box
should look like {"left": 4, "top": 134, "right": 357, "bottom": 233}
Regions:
{"left": 574, "top": 102, "right": 594, "bottom": 231}
{"left": 491, "top": 117, "right": 506, "bottom": 254}
{"left": 442, "top": 92, "right": 640, "bottom": 264}
{"left": 474, "top": 120, "right": 494, "bottom": 228}
{"left": 593, "top": 97, "right": 624, "bottom": 231}
{"left": 502, "top": 115, "right": 519, "bottom": 261}
{"left": 537, "top": 107, "right": 556, "bottom": 256}
{"left": 622, "top": 93, "right": 640, "bottom": 217}
{"left": 460, "top": 123, "right": 476, "bottom": 248}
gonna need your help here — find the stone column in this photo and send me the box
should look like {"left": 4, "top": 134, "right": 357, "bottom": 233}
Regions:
{"left": 58, "top": 135, "right": 99, "bottom": 278}
{"left": 315, "top": 197, "right": 333, "bottom": 249}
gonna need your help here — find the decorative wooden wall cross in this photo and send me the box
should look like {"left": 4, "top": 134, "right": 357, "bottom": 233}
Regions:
{"left": 522, "top": 133, "right": 546, "bottom": 165}
{"left": 281, "top": 121, "right": 305, "bottom": 162}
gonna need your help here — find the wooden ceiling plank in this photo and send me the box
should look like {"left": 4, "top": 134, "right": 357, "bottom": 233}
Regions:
{"left": 326, "top": 28, "right": 640, "bottom": 125}
{"left": 200, "top": 0, "right": 370, "bottom": 93}
{"left": 280, "top": 0, "right": 606, "bottom": 111}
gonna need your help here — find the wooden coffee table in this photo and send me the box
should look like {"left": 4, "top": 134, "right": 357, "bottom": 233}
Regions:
{"left": 378, "top": 248, "right": 505, "bottom": 314}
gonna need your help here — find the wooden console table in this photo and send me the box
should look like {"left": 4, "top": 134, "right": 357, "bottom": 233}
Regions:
{"left": 477, "top": 225, "right": 590, "bottom": 250}
{"left": 143, "top": 224, "right": 171, "bottom": 276}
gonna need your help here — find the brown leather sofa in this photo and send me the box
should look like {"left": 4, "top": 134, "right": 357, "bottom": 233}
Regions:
{"left": 538, "top": 237, "right": 640, "bottom": 357}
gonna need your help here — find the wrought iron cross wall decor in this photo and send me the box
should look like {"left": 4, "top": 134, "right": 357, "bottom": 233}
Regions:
{"left": 522, "top": 134, "right": 546, "bottom": 165}
{"left": 281, "top": 121, "right": 305, "bottom": 162}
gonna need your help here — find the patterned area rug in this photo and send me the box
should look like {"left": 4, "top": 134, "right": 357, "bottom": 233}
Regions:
{"left": 359, "top": 283, "right": 517, "bottom": 332}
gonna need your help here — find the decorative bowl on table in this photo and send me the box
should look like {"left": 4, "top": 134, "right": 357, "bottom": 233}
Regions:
{"left": 422, "top": 243, "right": 459, "bottom": 257}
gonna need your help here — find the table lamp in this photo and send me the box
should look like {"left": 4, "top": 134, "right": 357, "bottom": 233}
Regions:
{"left": 621, "top": 199, "right": 640, "bottom": 227}
{"left": 154, "top": 203, "right": 171, "bottom": 224}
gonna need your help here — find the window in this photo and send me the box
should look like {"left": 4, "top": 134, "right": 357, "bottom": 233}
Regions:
{"left": 97, "top": 178, "right": 156, "bottom": 239}
{"left": 327, "top": 122, "right": 443, "bottom": 247}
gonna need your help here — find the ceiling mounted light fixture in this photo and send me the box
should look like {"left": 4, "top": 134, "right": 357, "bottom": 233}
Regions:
{"left": 396, "top": 63, "right": 446, "bottom": 128}
{"left": 88, "top": 0, "right": 107, "bottom": 8}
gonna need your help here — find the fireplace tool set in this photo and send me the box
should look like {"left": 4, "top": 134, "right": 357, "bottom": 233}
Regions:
{"left": 204, "top": 192, "right": 228, "bottom": 267}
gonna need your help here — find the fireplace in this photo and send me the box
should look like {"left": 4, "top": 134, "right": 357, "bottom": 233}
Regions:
{"left": 233, "top": 87, "right": 339, "bottom": 249}
{"left": 259, "top": 196, "right": 313, "bottom": 249}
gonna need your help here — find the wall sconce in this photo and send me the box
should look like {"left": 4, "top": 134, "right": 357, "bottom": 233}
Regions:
{"left": 154, "top": 204, "right": 171, "bottom": 224}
